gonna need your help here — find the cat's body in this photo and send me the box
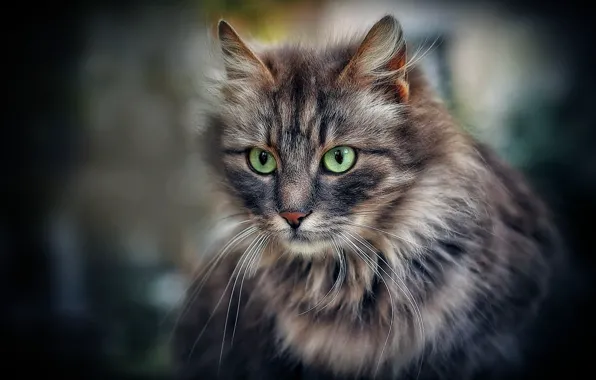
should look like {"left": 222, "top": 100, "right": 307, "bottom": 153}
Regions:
{"left": 173, "top": 16, "right": 566, "bottom": 380}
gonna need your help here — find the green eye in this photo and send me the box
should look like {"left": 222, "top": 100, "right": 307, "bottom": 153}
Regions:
{"left": 322, "top": 146, "right": 356, "bottom": 173}
{"left": 248, "top": 147, "right": 277, "bottom": 174}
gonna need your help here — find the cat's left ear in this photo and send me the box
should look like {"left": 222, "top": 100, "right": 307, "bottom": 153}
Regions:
{"left": 217, "top": 20, "right": 274, "bottom": 83}
{"left": 338, "top": 15, "right": 409, "bottom": 102}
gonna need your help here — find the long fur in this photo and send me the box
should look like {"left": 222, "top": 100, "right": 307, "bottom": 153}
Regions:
{"left": 173, "top": 15, "right": 564, "bottom": 380}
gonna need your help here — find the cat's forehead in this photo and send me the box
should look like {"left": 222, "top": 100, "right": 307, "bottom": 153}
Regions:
{"left": 258, "top": 44, "right": 361, "bottom": 90}
{"left": 219, "top": 45, "right": 405, "bottom": 150}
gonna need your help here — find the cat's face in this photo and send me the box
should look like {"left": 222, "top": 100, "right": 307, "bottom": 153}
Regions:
{"left": 211, "top": 17, "right": 427, "bottom": 254}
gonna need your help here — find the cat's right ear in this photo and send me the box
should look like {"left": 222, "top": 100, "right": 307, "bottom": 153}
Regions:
{"left": 218, "top": 20, "right": 274, "bottom": 83}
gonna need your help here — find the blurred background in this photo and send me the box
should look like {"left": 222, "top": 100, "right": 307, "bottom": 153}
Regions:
{"left": 9, "top": 0, "right": 596, "bottom": 378}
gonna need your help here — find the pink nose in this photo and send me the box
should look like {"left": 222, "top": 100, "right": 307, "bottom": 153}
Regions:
{"left": 279, "top": 211, "right": 309, "bottom": 228}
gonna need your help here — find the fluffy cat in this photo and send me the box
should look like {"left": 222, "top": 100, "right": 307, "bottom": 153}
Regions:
{"left": 173, "top": 15, "right": 566, "bottom": 380}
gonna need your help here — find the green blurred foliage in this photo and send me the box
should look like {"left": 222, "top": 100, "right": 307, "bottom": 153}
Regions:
{"left": 201, "top": 0, "right": 325, "bottom": 40}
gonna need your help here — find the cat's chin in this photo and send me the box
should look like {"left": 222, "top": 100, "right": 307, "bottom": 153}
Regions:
{"left": 280, "top": 239, "right": 333, "bottom": 256}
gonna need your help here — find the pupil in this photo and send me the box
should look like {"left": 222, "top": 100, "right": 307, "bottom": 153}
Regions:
{"left": 334, "top": 149, "right": 344, "bottom": 164}
{"left": 259, "top": 151, "right": 269, "bottom": 166}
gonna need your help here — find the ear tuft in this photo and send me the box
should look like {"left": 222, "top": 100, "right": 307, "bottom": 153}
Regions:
{"left": 217, "top": 20, "right": 273, "bottom": 83}
{"left": 338, "top": 15, "right": 409, "bottom": 101}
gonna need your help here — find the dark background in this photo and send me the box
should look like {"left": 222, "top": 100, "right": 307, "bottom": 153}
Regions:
{"left": 6, "top": 0, "right": 595, "bottom": 378}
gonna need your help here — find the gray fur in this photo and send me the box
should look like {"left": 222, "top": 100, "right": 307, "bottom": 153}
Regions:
{"left": 173, "top": 15, "right": 563, "bottom": 380}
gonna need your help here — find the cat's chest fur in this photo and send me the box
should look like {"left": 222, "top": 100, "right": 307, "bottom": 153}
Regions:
{"left": 174, "top": 243, "right": 546, "bottom": 380}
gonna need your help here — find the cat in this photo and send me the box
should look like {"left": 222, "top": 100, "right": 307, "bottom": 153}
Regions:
{"left": 172, "top": 15, "right": 568, "bottom": 380}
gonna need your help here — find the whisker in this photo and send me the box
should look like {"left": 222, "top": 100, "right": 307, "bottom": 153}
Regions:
{"left": 161, "top": 220, "right": 254, "bottom": 325}
{"left": 218, "top": 233, "right": 268, "bottom": 370}
{"left": 404, "top": 35, "right": 442, "bottom": 72}
{"left": 231, "top": 234, "right": 270, "bottom": 345}
{"left": 186, "top": 232, "right": 262, "bottom": 360}
{"left": 350, "top": 219, "right": 472, "bottom": 270}
{"left": 344, "top": 231, "right": 426, "bottom": 379}
{"left": 182, "top": 223, "right": 254, "bottom": 294}
{"left": 248, "top": 233, "right": 268, "bottom": 278}
{"left": 312, "top": 239, "right": 346, "bottom": 313}
{"left": 214, "top": 212, "right": 250, "bottom": 222}
{"left": 185, "top": 223, "right": 257, "bottom": 302}
{"left": 166, "top": 224, "right": 257, "bottom": 346}
{"left": 169, "top": 225, "right": 256, "bottom": 337}
{"left": 407, "top": 34, "right": 431, "bottom": 67}
{"left": 337, "top": 233, "right": 393, "bottom": 376}
{"left": 297, "top": 240, "right": 344, "bottom": 315}
{"left": 346, "top": 221, "right": 419, "bottom": 247}
{"left": 322, "top": 238, "right": 347, "bottom": 311}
